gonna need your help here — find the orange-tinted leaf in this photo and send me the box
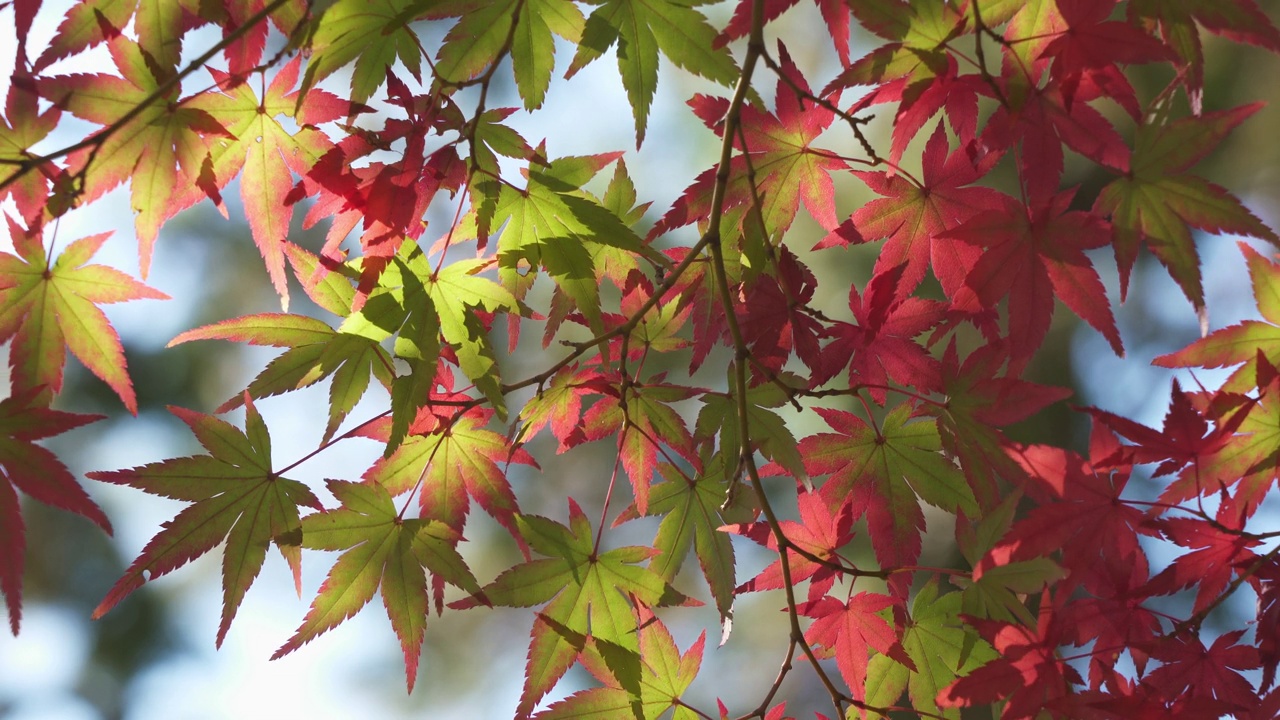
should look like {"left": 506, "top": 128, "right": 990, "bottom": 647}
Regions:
{"left": 0, "top": 224, "right": 168, "bottom": 413}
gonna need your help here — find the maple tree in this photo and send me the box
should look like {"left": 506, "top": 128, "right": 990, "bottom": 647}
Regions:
{"left": 2, "top": 0, "right": 1280, "bottom": 717}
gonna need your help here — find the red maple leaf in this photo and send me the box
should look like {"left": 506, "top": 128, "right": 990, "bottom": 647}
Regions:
{"left": 1041, "top": 0, "right": 1175, "bottom": 109}
{"left": 723, "top": 490, "right": 853, "bottom": 601}
{"left": 1058, "top": 555, "right": 1162, "bottom": 689}
{"left": 1087, "top": 379, "right": 1254, "bottom": 504}
{"left": 928, "top": 340, "right": 1073, "bottom": 507}
{"left": 813, "top": 261, "right": 945, "bottom": 400}
{"left": 716, "top": 0, "right": 852, "bottom": 62}
{"left": 798, "top": 592, "right": 913, "bottom": 703}
{"left": 986, "top": 436, "right": 1149, "bottom": 584}
{"left": 1142, "top": 506, "right": 1261, "bottom": 616}
{"left": 0, "top": 389, "right": 109, "bottom": 633}
{"left": 940, "top": 602, "right": 1082, "bottom": 718}
{"left": 1144, "top": 629, "right": 1262, "bottom": 715}
{"left": 978, "top": 69, "right": 1133, "bottom": 206}
{"left": 942, "top": 188, "right": 1123, "bottom": 370}
{"left": 816, "top": 124, "right": 1006, "bottom": 301}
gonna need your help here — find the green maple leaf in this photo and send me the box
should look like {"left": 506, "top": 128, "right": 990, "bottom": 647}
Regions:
{"left": 535, "top": 614, "right": 705, "bottom": 720}
{"left": 271, "top": 479, "right": 480, "bottom": 691}
{"left": 487, "top": 153, "right": 663, "bottom": 333}
{"left": 802, "top": 404, "right": 978, "bottom": 572}
{"left": 831, "top": 0, "right": 965, "bottom": 87}
{"left": 617, "top": 457, "right": 738, "bottom": 629}
{"left": 865, "top": 579, "right": 996, "bottom": 718}
{"left": 956, "top": 557, "right": 1067, "bottom": 626}
{"left": 451, "top": 500, "right": 692, "bottom": 716}
{"left": 0, "top": 227, "right": 168, "bottom": 414}
{"left": 299, "top": 0, "right": 434, "bottom": 105}
{"left": 1094, "top": 103, "right": 1280, "bottom": 310}
{"left": 1154, "top": 242, "right": 1280, "bottom": 393}
{"left": 38, "top": 36, "right": 232, "bottom": 275}
{"left": 435, "top": 0, "right": 520, "bottom": 86}
{"left": 169, "top": 244, "right": 393, "bottom": 443}
{"left": 169, "top": 313, "right": 394, "bottom": 444}
{"left": 695, "top": 367, "right": 806, "bottom": 482}
{"left": 89, "top": 399, "right": 322, "bottom": 646}
{"left": 342, "top": 241, "right": 520, "bottom": 441}
{"left": 566, "top": 0, "right": 741, "bottom": 144}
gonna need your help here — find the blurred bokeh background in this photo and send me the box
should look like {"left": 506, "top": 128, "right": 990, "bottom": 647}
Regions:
{"left": 2, "top": 1, "right": 1279, "bottom": 718}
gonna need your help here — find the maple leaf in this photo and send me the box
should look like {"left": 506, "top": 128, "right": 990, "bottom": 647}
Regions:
{"left": 299, "top": 0, "right": 432, "bottom": 105}
{"left": 942, "top": 188, "right": 1124, "bottom": 367}
{"left": 798, "top": 592, "right": 913, "bottom": 705}
{"left": 189, "top": 57, "right": 346, "bottom": 308}
{"left": 725, "top": 489, "right": 852, "bottom": 602}
{"left": 813, "top": 261, "right": 945, "bottom": 400}
{"left": 801, "top": 404, "right": 978, "bottom": 591}
{"left": 509, "top": 0, "right": 586, "bottom": 110}
{"left": 823, "top": 0, "right": 970, "bottom": 164}
{"left": 38, "top": 36, "right": 234, "bottom": 276}
{"left": 618, "top": 457, "right": 739, "bottom": 628}
{"left": 1040, "top": 0, "right": 1175, "bottom": 105}
{"left": 678, "top": 43, "right": 844, "bottom": 242}
{"left": 1094, "top": 103, "right": 1280, "bottom": 309}
{"left": 1142, "top": 508, "right": 1261, "bottom": 616}
{"left": 0, "top": 224, "right": 168, "bottom": 414}
{"left": 362, "top": 411, "right": 538, "bottom": 543}
{"left": 938, "top": 604, "right": 1083, "bottom": 718}
{"left": 0, "top": 389, "right": 109, "bottom": 634}
{"left": 483, "top": 153, "right": 663, "bottom": 333}
{"left": 865, "top": 579, "right": 997, "bottom": 719}
{"left": 582, "top": 381, "right": 700, "bottom": 516}
{"left": 986, "top": 440, "right": 1149, "bottom": 584}
{"left": 169, "top": 312, "right": 394, "bottom": 444}
{"left": 517, "top": 364, "right": 605, "bottom": 453}
{"left": 341, "top": 241, "right": 521, "bottom": 435}
{"left": 977, "top": 65, "right": 1135, "bottom": 208}
{"left": 1139, "top": 351, "right": 1280, "bottom": 519}
{"left": 271, "top": 479, "right": 481, "bottom": 691}
{"left": 1057, "top": 555, "right": 1161, "bottom": 689}
{"left": 89, "top": 399, "right": 323, "bottom": 646}
{"left": 1154, "top": 243, "right": 1280, "bottom": 393}
{"left": 0, "top": 79, "right": 61, "bottom": 225}
{"left": 734, "top": 250, "right": 827, "bottom": 374}
{"left": 535, "top": 611, "right": 705, "bottom": 720}
{"left": 450, "top": 500, "right": 692, "bottom": 717}
{"left": 717, "top": 0, "right": 851, "bottom": 63}
{"left": 565, "top": 0, "right": 741, "bottom": 144}
{"left": 1144, "top": 629, "right": 1262, "bottom": 715}
{"left": 295, "top": 82, "right": 468, "bottom": 290}
{"left": 33, "top": 0, "right": 200, "bottom": 73}
{"left": 1086, "top": 379, "right": 1253, "bottom": 504}
{"left": 816, "top": 124, "right": 1006, "bottom": 301}
{"left": 696, "top": 367, "right": 805, "bottom": 481}
{"left": 927, "top": 340, "right": 1072, "bottom": 508}
{"left": 1129, "top": 0, "right": 1280, "bottom": 112}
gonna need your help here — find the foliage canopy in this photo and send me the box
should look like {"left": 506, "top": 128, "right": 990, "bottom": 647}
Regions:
{"left": 3, "top": 0, "right": 1280, "bottom": 717}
